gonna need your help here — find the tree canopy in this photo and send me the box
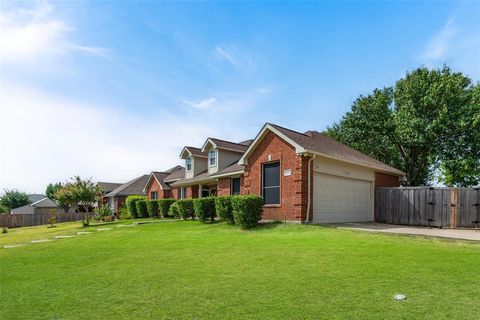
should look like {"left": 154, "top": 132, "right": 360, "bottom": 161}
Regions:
{"left": 46, "top": 182, "right": 63, "bottom": 200}
{"left": 0, "top": 189, "right": 31, "bottom": 210}
{"left": 327, "top": 66, "right": 480, "bottom": 187}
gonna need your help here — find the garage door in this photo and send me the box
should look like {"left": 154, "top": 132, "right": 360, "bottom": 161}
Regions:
{"left": 313, "top": 173, "right": 372, "bottom": 223}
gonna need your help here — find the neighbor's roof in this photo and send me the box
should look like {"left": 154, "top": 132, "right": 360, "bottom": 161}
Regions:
{"left": 105, "top": 175, "right": 149, "bottom": 197}
{"left": 202, "top": 137, "right": 251, "bottom": 153}
{"left": 98, "top": 182, "right": 123, "bottom": 194}
{"left": 27, "top": 194, "right": 46, "bottom": 203}
{"left": 145, "top": 165, "right": 184, "bottom": 190}
{"left": 240, "top": 123, "right": 405, "bottom": 176}
{"left": 31, "top": 197, "right": 58, "bottom": 207}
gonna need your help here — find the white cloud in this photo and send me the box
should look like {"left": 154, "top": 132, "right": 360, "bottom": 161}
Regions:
{"left": 418, "top": 6, "right": 480, "bottom": 78}
{"left": 212, "top": 45, "right": 255, "bottom": 70}
{"left": 183, "top": 97, "right": 218, "bottom": 110}
{"left": 0, "top": 1, "right": 109, "bottom": 63}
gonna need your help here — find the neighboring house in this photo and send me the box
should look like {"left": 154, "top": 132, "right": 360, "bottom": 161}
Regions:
{"left": 143, "top": 165, "right": 184, "bottom": 199}
{"left": 11, "top": 194, "right": 61, "bottom": 215}
{"left": 104, "top": 175, "right": 149, "bottom": 215}
{"left": 145, "top": 123, "right": 404, "bottom": 224}
{"left": 98, "top": 182, "right": 123, "bottom": 195}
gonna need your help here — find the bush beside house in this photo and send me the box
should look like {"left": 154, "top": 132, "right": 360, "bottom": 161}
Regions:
{"left": 168, "top": 202, "right": 180, "bottom": 218}
{"left": 231, "top": 195, "right": 263, "bottom": 229}
{"left": 146, "top": 200, "right": 160, "bottom": 218}
{"left": 126, "top": 195, "right": 146, "bottom": 218}
{"left": 177, "top": 199, "right": 195, "bottom": 220}
{"left": 158, "top": 199, "right": 176, "bottom": 218}
{"left": 193, "top": 197, "right": 216, "bottom": 222}
{"left": 215, "top": 196, "right": 235, "bottom": 223}
{"left": 136, "top": 200, "right": 148, "bottom": 218}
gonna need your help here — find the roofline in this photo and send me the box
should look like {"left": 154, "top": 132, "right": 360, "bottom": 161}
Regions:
{"left": 170, "top": 176, "right": 216, "bottom": 187}
{"left": 306, "top": 149, "right": 405, "bottom": 176}
{"left": 238, "top": 123, "right": 305, "bottom": 165}
{"left": 211, "top": 170, "right": 244, "bottom": 179}
{"left": 180, "top": 146, "right": 207, "bottom": 159}
{"left": 30, "top": 197, "right": 50, "bottom": 206}
{"left": 143, "top": 173, "right": 167, "bottom": 193}
{"left": 201, "top": 137, "right": 250, "bottom": 153}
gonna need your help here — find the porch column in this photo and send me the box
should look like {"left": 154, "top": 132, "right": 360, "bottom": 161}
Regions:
{"left": 199, "top": 184, "right": 203, "bottom": 198}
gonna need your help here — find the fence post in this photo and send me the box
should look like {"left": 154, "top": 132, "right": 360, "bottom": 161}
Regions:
{"left": 450, "top": 189, "right": 457, "bottom": 228}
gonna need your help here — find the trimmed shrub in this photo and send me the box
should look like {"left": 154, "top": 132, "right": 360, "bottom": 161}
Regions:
{"left": 119, "top": 205, "right": 131, "bottom": 220}
{"left": 158, "top": 199, "right": 176, "bottom": 218}
{"left": 193, "top": 197, "right": 216, "bottom": 222}
{"left": 215, "top": 195, "right": 235, "bottom": 223}
{"left": 177, "top": 199, "right": 195, "bottom": 220}
{"left": 135, "top": 200, "right": 148, "bottom": 218}
{"left": 126, "top": 195, "right": 146, "bottom": 218}
{"left": 168, "top": 201, "right": 180, "bottom": 218}
{"left": 146, "top": 200, "right": 160, "bottom": 218}
{"left": 231, "top": 195, "right": 263, "bottom": 229}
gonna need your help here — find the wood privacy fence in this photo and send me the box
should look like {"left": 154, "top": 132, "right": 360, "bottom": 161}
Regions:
{"left": 0, "top": 212, "right": 85, "bottom": 228}
{"left": 375, "top": 187, "right": 480, "bottom": 228}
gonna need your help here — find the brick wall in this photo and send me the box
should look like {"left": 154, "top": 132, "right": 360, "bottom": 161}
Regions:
{"left": 242, "top": 131, "right": 310, "bottom": 221}
{"left": 375, "top": 172, "right": 400, "bottom": 188}
{"left": 187, "top": 185, "right": 198, "bottom": 198}
{"left": 217, "top": 178, "right": 231, "bottom": 196}
{"left": 146, "top": 178, "right": 172, "bottom": 199}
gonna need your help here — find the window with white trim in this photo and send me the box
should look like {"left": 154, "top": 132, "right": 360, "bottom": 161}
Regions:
{"left": 262, "top": 161, "right": 280, "bottom": 205}
{"left": 186, "top": 157, "right": 192, "bottom": 171}
{"left": 178, "top": 187, "right": 186, "bottom": 199}
{"left": 208, "top": 149, "right": 217, "bottom": 166}
{"left": 150, "top": 191, "right": 158, "bottom": 200}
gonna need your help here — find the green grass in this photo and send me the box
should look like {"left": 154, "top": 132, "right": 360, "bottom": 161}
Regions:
{"left": 1, "top": 221, "right": 479, "bottom": 319}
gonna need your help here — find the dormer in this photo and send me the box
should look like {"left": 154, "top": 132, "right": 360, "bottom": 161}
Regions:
{"left": 201, "top": 138, "right": 250, "bottom": 175}
{"left": 179, "top": 146, "right": 208, "bottom": 179}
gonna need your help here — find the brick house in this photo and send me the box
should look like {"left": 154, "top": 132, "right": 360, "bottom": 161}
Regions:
{"left": 144, "top": 123, "right": 404, "bottom": 223}
{"left": 103, "top": 175, "right": 149, "bottom": 215}
{"left": 143, "top": 165, "right": 184, "bottom": 200}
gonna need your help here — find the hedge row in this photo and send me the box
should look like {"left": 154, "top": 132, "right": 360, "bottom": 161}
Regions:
{"left": 125, "top": 194, "right": 264, "bottom": 229}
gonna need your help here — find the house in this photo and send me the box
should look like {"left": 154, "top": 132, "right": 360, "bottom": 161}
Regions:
{"left": 98, "top": 182, "right": 123, "bottom": 195}
{"left": 11, "top": 194, "right": 62, "bottom": 215}
{"left": 143, "top": 165, "right": 184, "bottom": 199}
{"left": 104, "top": 175, "right": 149, "bottom": 215}
{"left": 145, "top": 123, "right": 404, "bottom": 224}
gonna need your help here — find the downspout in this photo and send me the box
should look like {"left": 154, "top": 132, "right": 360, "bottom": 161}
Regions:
{"left": 304, "top": 153, "right": 315, "bottom": 224}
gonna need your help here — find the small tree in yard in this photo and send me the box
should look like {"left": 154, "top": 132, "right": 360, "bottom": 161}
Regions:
{"left": 48, "top": 209, "right": 57, "bottom": 228}
{"left": 60, "top": 176, "right": 102, "bottom": 226}
{"left": 54, "top": 186, "right": 75, "bottom": 213}
{"left": 0, "top": 189, "right": 30, "bottom": 210}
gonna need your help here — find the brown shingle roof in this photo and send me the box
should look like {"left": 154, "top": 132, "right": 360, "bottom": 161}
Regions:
{"left": 212, "top": 161, "right": 245, "bottom": 177}
{"left": 208, "top": 138, "right": 249, "bottom": 153}
{"left": 185, "top": 146, "right": 207, "bottom": 157}
{"left": 269, "top": 123, "right": 404, "bottom": 175}
{"left": 164, "top": 167, "right": 185, "bottom": 182}
{"left": 106, "top": 175, "right": 149, "bottom": 197}
{"left": 98, "top": 182, "right": 123, "bottom": 194}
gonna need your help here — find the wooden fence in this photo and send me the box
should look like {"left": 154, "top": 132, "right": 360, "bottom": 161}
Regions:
{"left": 375, "top": 187, "right": 480, "bottom": 228}
{"left": 0, "top": 212, "right": 85, "bottom": 228}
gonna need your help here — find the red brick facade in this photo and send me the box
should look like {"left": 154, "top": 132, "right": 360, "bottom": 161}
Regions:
{"left": 242, "top": 131, "right": 312, "bottom": 221}
{"left": 145, "top": 178, "right": 172, "bottom": 199}
{"left": 375, "top": 172, "right": 400, "bottom": 188}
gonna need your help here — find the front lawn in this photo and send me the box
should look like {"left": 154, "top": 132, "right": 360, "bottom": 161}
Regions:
{"left": 0, "top": 221, "right": 478, "bottom": 319}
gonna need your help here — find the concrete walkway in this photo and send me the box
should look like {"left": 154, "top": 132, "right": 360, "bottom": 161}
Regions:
{"left": 329, "top": 222, "right": 480, "bottom": 241}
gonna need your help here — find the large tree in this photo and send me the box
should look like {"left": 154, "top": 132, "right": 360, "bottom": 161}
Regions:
{"left": 0, "top": 189, "right": 31, "bottom": 210}
{"left": 327, "top": 66, "right": 480, "bottom": 186}
{"left": 45, "top": 182, "right": 63, "bottom": 200}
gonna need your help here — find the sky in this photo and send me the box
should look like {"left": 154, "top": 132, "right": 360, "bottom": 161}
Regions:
{"left": 0, "top": 1, "right": 479, "bottom": 193}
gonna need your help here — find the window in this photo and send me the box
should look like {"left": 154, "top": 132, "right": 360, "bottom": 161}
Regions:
{"left": 178, "top": 187, "right": 186, "bottom": 199}
{"left": 186, "top": 157, "right": 192, "bottom": 171}
{"left": 231, "top": 177, "right": 241, "bottom": 195}
{"left": 262, "top": 162, "right": 280, "bottom": 205}
{"left": 150, "top": 191, "right": 158, "bottom": 200}
{"left": 208, "top": 150, "right": 217, "bottom": 166}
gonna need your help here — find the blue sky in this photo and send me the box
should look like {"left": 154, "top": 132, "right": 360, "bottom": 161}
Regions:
{"left": 1, "top": 1, "right": 479, "bottom": 192}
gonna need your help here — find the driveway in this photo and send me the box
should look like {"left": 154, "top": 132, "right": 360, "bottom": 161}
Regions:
{"left": 329, "top": 222, "right": 480, "bottom": 241}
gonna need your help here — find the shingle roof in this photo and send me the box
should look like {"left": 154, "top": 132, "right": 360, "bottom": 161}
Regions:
{"left": 185, "top": 146, "right": 207, "bottom": 157}
{"left": 27, "top": 194, "right": 46, "bottom": 203}
{"left": 212, "top": 161, "right": 245, "bottom": 177}
{"left": 238, "top": 139, "right": 253, "bottom": 146}
{"left": 269, "top": 123, "right": 404, "bottom": 175}
{"left": 98, "top": 182, "right": 123, "bottom": 194}
{"left": 105, "top": 175, "right": 149, "bottom": 197}
{"left": 164, "top": 167, "right": 185, "bottom": 182}
{"left": 208, "top": 138, "right": 250, "bottom": 153}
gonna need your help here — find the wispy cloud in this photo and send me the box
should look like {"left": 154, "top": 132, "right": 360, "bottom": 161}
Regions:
{"left": 183, "top": 97, "right": 218, "bottom": 110}
{"left": 0, "top": 1, "right": 109, "bottom": 63}
{"left": 211, "top": 45, "right": 255, "bottom": 70}
{"left": 418, "top": 5, "right": 480, "bottom": 78}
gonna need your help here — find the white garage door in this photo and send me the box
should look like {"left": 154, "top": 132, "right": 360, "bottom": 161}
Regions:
{"left": 313, "top": 173, "right": 372, "bottom": 223}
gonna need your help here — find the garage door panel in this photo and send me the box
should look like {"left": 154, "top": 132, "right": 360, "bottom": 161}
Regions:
{"left": 313, "top": 173, "right": 372, "bottom": 223}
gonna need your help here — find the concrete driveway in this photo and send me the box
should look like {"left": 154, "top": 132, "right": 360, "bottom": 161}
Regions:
{"left": 329, "top": 222, "right": 480, "bottom": 241}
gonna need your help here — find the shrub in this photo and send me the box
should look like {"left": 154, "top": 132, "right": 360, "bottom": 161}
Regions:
{"left": 135, "top": 200, "right": 149, "bottom": 218}
{"left": 215, "top": 195, "right": 235, "bottom": 223}
{"left": 193, "top": 197, "right": 216, "bottom": 222}
{"left": 231, "top": 195, "right": 263, "bottom": 229}
{"left": 177, "top": 199, "right": 195, "bottom": 220}
{"left": 119, "top": 205, "right": 131, "bottom": 220}
{"left": 168, "top": 201, "right": 180, "bottom": 218}
{"left": 146, "top": 200, "right": 160, "bottom": 218}
{"left": 126, "top": 195, "right": 146, "bottom": 218}
{"left": 158, "top": 199, "right": 176, "bottom": 218}
{"left": 94, "top": 204, "right": 112, "bottom": 218}
{"left": 48, "top": 209, "right": 57, "bottom": 227}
